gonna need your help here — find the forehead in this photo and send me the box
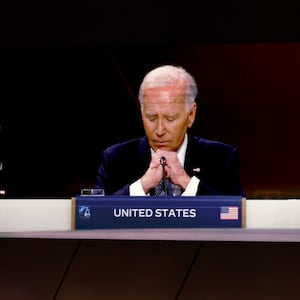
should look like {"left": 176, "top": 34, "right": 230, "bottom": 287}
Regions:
{"left": 144, "top": 84, "right": 185, "bottom": 100}
{"left": 143, "top": 91, "right": 187, "bottom": 115}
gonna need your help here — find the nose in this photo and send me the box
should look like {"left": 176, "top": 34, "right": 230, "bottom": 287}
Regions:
{"left": 155, "top": 118, "right": 166, "bottom": 136}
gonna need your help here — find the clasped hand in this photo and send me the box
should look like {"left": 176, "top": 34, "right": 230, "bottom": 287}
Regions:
{"left": 141, "top": 149, "right": 191, "bottom": 194}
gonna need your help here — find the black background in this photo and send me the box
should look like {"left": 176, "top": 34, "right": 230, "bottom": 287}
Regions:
{"left": 0, "top": 0, "right": 300, "bottom": 197}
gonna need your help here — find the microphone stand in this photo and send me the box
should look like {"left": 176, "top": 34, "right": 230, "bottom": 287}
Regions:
{"left": 160, "top": 156, "right": 171, "bottom": 196}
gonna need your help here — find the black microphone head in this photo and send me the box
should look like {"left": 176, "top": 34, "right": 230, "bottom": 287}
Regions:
{"left": 160, "top": 156, "right": 167, "bottom": 165}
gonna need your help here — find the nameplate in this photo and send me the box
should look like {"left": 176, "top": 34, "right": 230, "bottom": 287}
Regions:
{"left": 74, "top": 196, "right": 245, "bottom": 229}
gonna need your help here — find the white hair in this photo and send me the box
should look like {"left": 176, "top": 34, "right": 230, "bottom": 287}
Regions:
{"left": 138, "top": 65, "right": 198, "bottom": 110}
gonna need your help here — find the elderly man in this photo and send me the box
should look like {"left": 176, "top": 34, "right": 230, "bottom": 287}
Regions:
{"left": 96, "top": 65, "right": 244, "bottom": 197}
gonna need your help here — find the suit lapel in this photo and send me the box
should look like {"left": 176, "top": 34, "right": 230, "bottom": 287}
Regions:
{"left": 137, "top": 136, "right": 152, "bottom": 171}
{"left": 184, "top": 135, "right": 203, "bottom": 178}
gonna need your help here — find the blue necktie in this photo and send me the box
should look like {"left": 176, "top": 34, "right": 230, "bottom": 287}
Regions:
{"left": 155, "top": 179, "right": 182, "bottom": 196}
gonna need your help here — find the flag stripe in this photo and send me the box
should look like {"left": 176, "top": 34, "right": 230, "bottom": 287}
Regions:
{"left": 220, "top": 206, "right": 239, "bottom": 220}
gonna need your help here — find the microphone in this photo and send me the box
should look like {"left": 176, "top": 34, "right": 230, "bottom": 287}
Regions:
{"left": 160, "top": 156, "right": 167, "bottom": 168}
{"left": 160, "top": 156, "right": 171, "bottom": 196}
{"left": 160, "top": 156, "right": 167, "bottom": 180}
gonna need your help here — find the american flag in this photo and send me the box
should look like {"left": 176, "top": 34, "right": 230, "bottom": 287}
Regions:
{"left": 220, "top": 206, "right": 239, "bottom": 220}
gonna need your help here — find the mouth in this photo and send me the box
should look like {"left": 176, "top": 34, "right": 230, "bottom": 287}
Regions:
{"left": 153, "top": 140, "right": 170, "bottom": 150}
{"left": 153, "top": 140, "right": 168, "bottom": 146}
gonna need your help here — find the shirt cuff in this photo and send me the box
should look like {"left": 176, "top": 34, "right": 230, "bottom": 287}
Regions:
{"left": 130, "top": 176, "right": 200, "bottom": 196}
{"left": 181, "top": 176, "right": 200, "bottom": 196}
{"left": 129, "top": 179, "right": 147, "bottom": 196}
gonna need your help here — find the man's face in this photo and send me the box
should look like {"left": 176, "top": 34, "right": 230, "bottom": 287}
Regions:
{"left": 141, "top": 84, "right": 197, "bottom": 152}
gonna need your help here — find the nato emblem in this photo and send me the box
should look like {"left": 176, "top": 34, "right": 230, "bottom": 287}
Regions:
{"left": 78, "top": 206, "right": 91, "bottom": 219}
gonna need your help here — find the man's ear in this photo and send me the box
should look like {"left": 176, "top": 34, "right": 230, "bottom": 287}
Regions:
{"left": 188, "top": 102, "right": 197, "bottom": 128}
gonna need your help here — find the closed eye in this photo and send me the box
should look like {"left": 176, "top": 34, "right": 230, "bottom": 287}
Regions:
{"left": 147, "top": 115, "right": 157, "bottom": 121}
{"left": 167, "top": 116, "right": 176, "bottom": 121}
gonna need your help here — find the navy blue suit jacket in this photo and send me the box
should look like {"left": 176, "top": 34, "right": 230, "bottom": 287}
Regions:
{"left": 96, "top": 134, "right": 244, "bottom": 196}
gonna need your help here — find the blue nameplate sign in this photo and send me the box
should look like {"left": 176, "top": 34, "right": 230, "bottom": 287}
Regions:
{"left": 75, "top": 196, "right": 245, "bottom": 229}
